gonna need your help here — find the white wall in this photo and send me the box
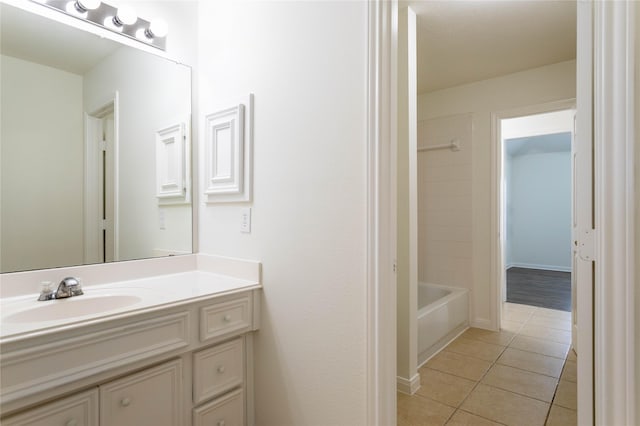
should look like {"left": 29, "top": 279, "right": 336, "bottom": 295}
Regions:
{"left": 418, "top": 60, "right": 576, "bottom": 328}
{"left": 506, "top": 148, "right": 572, "bottom": 271}
{"left": 197, "top": 2, "right": 368, "bottom": 424}
{"left": 417, "top": 114, "right": 473, "bottom": 289}
{"left": 0, "top": 55, "right": 84, "bottom": 272}
{"left": 83, "top": 45, "right": 192, "bottom": 261}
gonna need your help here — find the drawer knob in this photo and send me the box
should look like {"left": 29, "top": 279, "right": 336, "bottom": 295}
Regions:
{"left": 66, "top": 420, "right": 78, "bottom": 426}
{"left": 217, "top": 365, "right": 226, "bottom": 374}
{"left": 121, "top": 397, "right": 132, "bottom": 407}
{"left": 217, "top": 420, "right": 226, "bottom": 426}
{"left": 223, "top": 314, "right": 232, "bottom": 322}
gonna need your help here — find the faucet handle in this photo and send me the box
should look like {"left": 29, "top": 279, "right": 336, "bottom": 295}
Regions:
{"left": 37, "top": 281, "right": 54, "bottom": 301}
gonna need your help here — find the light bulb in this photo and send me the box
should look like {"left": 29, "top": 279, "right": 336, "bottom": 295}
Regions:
{"left": 113, "top": 5, "right": 137, "bottom": 26}
{"left": 145, "top": 19, "right": 168, "bottom": 38}
{"left": 75, "top": 0, "right": 101, "bottom": 11}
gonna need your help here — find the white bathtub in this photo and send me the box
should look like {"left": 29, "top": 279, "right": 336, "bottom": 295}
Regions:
{"left": 417, "top": 282, "right": 469, "bottom": 367}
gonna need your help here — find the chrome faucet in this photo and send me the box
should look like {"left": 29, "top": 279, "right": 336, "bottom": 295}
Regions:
{"left": 37, "top": 277, "right": 84, "bottom": 301}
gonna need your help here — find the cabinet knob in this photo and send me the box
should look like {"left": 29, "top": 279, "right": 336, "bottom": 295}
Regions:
{"left": 121, "top": 397, "right": 132, "bottom": 407}
{"left": 66, "top": 420, "right": 78, "bottom": 426}
{"left": 217, "top": 365, "right": 226, "bottom": 374}
{"left": 217, "top": 420, "right": 226, "bottom": 426}
{"left": 223, "top": 314, "right": 232, "bottom": 322}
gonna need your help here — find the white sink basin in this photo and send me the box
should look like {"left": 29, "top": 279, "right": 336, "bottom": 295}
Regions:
{"left": 5, "top": 295, "right": 143, "bottom": 323}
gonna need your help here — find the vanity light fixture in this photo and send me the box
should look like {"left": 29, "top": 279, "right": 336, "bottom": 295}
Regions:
{"left": 74, "top": 0, "right": 100, "bottom": 12}
{"left": 31, "top": 0, "right": 167, "bottom": 50}
{"left": 113, "top": 5, "right": 137, "bottom": 26}
{"left": 146, "top": 18, "right": 168, "bottom": 38}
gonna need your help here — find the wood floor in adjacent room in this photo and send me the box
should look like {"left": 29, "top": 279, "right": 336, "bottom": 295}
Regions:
{"left": 397, "top": 302, "right": 577, "bottom": 426}
{"left": 506, "top": 268, "right": 571, "bottom": 312}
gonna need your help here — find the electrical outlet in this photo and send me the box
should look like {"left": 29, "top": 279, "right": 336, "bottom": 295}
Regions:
{"left": 240, "top": 207, "right": 251, "bottom": 233}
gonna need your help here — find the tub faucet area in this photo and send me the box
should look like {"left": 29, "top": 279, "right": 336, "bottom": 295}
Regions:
{"left": 37, "top": 277, "right": 83, "bottom": 301}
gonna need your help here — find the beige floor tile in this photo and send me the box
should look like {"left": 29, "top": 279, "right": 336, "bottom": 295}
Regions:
{"left": 417, "top": 368, "right": 477, "bottom": 408}
{"left": 397, "top": 392, "right": 456, "bottom": 426}
{"left": 501, "top": 320, "right": 524, "bottom": 334}
{"left": 503, "top": 309, "right": 532, "bottom": 323}
{"left": 545, "top": 404, "right": 577, "bottom": 426}
{"left": 446, "top": 410, "right": 503, "bottom": 426}
{"left": 560, "top": 360, "right": 577, "bottom": 383}
{"left": 509, "top": 335, "right": 570, "bottom": 359}
{"left": 519, "top": 324, "right": 572, "bottom": 345}
{"left": 497, "top": 348, "right": 564, "bottom": 378}
{"left": 566, "top": 349, "right": 577, "bottom": 362}
{"left": 526, "top": 315, "right": 572, "bottom": 332}
{"left": 481, "top": 364, "right": 559, "bottom": 402}
{"left": 462, "top": 328, "right": 515, "bottom": 346}
{"left": 427, "top": 350, "right": 493, "bottom": 381}
{"left": 446, "top": 337, "right": 506, "bottom": 362}
{"left": 503, "top": 302, "right": 537, "bottom": 314}
{"left": 460, "top": 384, "right": 550, "bottom": 426}
{"left": 532, "top": 308, "right": 572, "bottom": 321}
{"left": 553, "top": 380, "right": 577, "bottom": 410}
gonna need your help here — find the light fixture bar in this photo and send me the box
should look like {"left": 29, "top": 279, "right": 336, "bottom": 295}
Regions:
{"left": 31, "top": 0, "right": 167, "bottom": 50}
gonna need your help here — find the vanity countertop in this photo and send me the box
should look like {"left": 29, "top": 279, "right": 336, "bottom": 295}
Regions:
{"left": 1, "top": 257, "right": 261, "bottom": 343}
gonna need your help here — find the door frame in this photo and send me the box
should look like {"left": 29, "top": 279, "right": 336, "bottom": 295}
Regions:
{"left": 367, "top": 1, "right": 636, "bottom": 425}
{"left": 366, "top": 0, "right": 398, "bottom": 425}
{"left": 491, "top": 99, "right": 576, "bottom": 329}
{"left": 592, "top": 1, "right": 636, "bottom": 424}
{"left": 84, "top": 92, "right": 120, "bottom": 264}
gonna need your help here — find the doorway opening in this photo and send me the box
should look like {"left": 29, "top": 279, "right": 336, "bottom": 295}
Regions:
{"left": 500, "top": 109, "right": 575, "bottom": 314}
{"left": 84, "top": 96, "right": 119, "bottom": 265}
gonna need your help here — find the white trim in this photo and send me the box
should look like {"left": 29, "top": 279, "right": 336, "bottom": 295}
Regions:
{"left": 396, "top": 374, "right": 420, "bottom": 395}
{"left": 367, "top": 1, "right": 397, "bottom": 425}
{"left": 506, "top": 263, "right": 572, "bottom": 273}
{"left": 202, "top": 94, "right": 253, "bottom": 204}
{"left": 593, "top": 1, "right": 636, "bottom": 424}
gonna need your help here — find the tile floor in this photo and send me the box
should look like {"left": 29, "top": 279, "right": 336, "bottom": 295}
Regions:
{"left": 398, "top": 302, "right": 577, "bottom": 426}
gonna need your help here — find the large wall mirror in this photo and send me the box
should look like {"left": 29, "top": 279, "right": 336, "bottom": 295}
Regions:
{"left": 0, "top": 3, "right": 193, "bottom": 273}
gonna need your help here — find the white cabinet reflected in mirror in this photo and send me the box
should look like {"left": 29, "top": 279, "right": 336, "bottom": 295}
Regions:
{"left": 0, "top": 3, "right": 192, "bottom": 273}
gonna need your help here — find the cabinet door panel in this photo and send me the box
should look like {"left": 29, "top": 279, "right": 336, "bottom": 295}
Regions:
{"left": 2, "top": 388, "right": 98, "bottom": 426}
{"left": 100, "top": 359, "right": 183, "bottom": 426}
{"left": 193, "top": 338, "right": 244, "bottom": 404}
{"left": 193, "top": 388, "right": 244, "bottom": 426}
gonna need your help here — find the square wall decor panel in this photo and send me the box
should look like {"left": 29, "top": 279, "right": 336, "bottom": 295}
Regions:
{"left": 203, "top": 94, "right": 253, "bottom": 203}
{"left": 156, "top": 116, "right": 191, "bottom": 205}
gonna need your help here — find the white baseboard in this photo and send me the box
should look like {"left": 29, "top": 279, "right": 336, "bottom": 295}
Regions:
{"left": 396, "top": 373, "right": 420, "bottom": 395}
{"left": 470, "top": 317, "right": 494, "bottom": 331}
{"left": 507, "top": 263, "right": 572, "bottom": 273}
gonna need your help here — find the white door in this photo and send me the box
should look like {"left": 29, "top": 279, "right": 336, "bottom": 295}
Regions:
{"left": 103, "top": 115, "right": 115, "bottom": 263}
{"left": 573, "top": 0, "right": 594, "bottom": 422}
{"left": 84, "top": 109, "right": 116, "bottom": 264}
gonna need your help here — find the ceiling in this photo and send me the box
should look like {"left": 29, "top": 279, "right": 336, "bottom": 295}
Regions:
{"left": 407, "top": 0, "right": 576, "bottom": 94}
{"left": 1, "top": 3, "right": 120, "bottom": 75}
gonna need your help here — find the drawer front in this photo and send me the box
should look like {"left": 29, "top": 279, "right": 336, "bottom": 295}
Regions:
{"left": 99, "top": 359, "right": 183, "bottom": 426}
{"left": 193, "top": 388, "right": 244, "bottom": 426}
{"left": 1, "top": 311, "right": 189, "bottom": 405}
{"left": 193, "top": 338, "right": 244, "bottom": 404}
{"left": 2, "top": 388, "right": 99, "bottom": 426}
{"left": 200, "top": 296, "right": 251, "bottom": 343}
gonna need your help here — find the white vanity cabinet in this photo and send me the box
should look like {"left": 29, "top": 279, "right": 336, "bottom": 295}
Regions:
{"left": 100, "top": 359, "right": 183, "bottom": 426}
{"left": 2, "top": 389, "right": 99, "bottom": 426}
{"left": 1, "top": 289, "right": 260, "bottom": 426}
